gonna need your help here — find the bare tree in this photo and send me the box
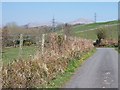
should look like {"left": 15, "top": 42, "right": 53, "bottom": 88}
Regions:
{"left": 94, "top": 27, "right": 107, "bottom": 46}
{"left": 2, "top": 26, "right": 10, "bottom": 47}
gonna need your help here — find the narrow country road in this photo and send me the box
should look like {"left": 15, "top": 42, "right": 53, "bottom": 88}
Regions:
{"left": 64, "top": 48, "right": 118, "bottom": 88}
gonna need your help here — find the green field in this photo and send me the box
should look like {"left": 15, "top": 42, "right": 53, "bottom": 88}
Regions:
{"left": 74, "top": 25, "right": 118, "bottom": 40}
{"left": 72, "top": 20, "right": 118, "bottom": 32}
{"left": 71, "top": 20, "right": 118, "bottom": 40}
{"left": 2, "top": 46, "right": 36, "bottom": 64}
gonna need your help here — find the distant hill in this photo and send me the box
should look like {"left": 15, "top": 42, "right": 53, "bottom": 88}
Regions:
{"left": 69, "top": 18, "right": 94, "bottom": 25}
{"left": 23, "top": 22, "right": 64, "bottom": 28}
{"left": 71, "top": 20, "right": 118, "bottom": 40}
{"left": 22, "top": 18, "right": 94, "bottom": 28}
{"left": 23, "top": 22, "right": 52, "bottom": 28}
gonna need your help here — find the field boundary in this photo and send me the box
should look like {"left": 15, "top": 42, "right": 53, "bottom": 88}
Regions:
{"left": 44, "top": 48, "right": 96, "bottom": 88}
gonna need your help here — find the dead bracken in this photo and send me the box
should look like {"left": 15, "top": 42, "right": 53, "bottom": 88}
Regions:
{"left": 2, "top": 33, "right": 94, "bottom": 88}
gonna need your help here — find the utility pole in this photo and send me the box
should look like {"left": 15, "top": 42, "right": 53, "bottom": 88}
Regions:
{"left": 94, "top": 13, "right": 97, "bottom": 23}
{"left": 52, "top": 16, "right": 55, "bottom": 32}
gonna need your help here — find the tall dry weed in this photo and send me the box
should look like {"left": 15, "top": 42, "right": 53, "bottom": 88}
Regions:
{"left": 2, "top": 33, "right": 94, "bottom": 88}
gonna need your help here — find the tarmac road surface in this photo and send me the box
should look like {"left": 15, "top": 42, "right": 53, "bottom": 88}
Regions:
{"left": 64, "top": 48, "right": 118, "bottom": 88}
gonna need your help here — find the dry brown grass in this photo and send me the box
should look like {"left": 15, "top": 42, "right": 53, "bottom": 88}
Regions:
{"left": 2, "top": 33, "right": 94, "bottom": 88}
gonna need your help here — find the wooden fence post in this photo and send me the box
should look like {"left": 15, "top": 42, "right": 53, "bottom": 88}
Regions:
{"left": 19, "top": 34, "right": 23, "bottom": 58}
{"left": 41, "top": 34, "right": 45, "bottom": 55}
{"left": 64, "top": 35, "right": 66, "bottom": 41}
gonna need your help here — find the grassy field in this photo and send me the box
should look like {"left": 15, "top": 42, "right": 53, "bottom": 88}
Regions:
{"left": 2, "top": 46, "right": 36, "bottom": 64}
{"left": 71, "top": 20, "right": 118, "bottom": 40}
{"left": 72, "top": 20, "right": 118, "bottom": 32}
{"left": 74, "top": 25, "right": 118, "bottom": 40}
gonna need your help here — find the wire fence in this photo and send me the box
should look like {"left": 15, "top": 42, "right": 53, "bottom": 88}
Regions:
{"left": 2, "top": 34, "right": 46, "bottom": 63}
{"left": 2, "top": 23, "right": 118, "bottom": 63}
{"left": 2, "top": 31, "right": 94, "bottom": 64}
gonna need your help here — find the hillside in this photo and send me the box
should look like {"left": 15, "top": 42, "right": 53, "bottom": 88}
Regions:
{"left": 71, "top": 20, "right": 118, "bottom": 40}
{"left": 72, "top": 20, "right": 118, "bottom": 32}
{"left": 69, "top": 18, "right": 94, "bottom": 25}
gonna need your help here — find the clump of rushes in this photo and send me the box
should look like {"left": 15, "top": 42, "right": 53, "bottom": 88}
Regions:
{"left": 2, "top": 33, "right": 94, "bottom": 88}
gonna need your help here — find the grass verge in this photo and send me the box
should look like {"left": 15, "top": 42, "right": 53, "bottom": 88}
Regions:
{"left": 44, "top": 48, "right": 96, "bottom": 88}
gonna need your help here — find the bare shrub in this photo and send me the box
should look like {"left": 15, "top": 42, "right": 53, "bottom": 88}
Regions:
{"left": 2, "top": 33, "right": 94, "bottom": 88}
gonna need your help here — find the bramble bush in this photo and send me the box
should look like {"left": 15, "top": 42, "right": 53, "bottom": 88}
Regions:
{"left": 2, "top": 33, "right": 94, "bottom": 88}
